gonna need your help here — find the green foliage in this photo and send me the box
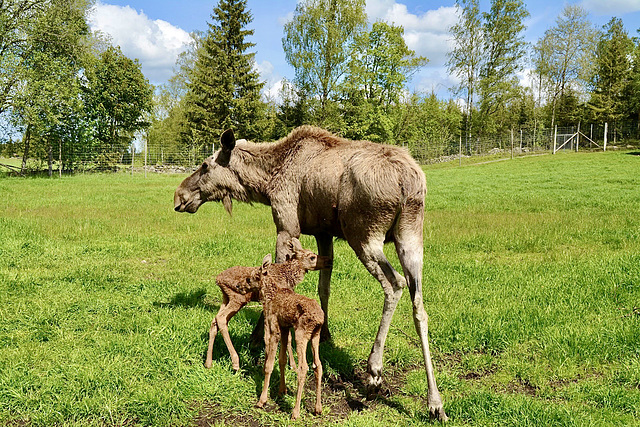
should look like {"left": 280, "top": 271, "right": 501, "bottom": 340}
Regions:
{"left": 478, "top": 0, "right": 529, "bottom": 133}
{"left": 447, "top": 0, "right": 483, "bottom": 136}
{"left": 1, "top": 152, "right": 640, "bottom": 425}
{"left": 532, "top": 5, "right": 598, "bottom": 128}
{"left": 395, "top": 94, "right": 462, "bottom": 161}
{"left": 346, "top": 21, "right": 427, "bottom": 109}
{"left": 184, "top": 0, "right": 264, "bottom": 146}
{"left": 83, "top": 46, "right": 154, "bottom": 154}
{"left": 282, "top": 0, "right": 367, "bottom": 124}
{"left": 589, "top": 18, "right": 634, "bottom": 129}
{"left": 6, "top": 0, "right": 94, "bottom": 174}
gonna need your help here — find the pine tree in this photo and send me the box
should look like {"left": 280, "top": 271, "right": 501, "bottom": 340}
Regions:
{"left": 589, "top": 18, "right": 633, "bottom": 130}
{"left": 185, "top": 0, "right": 264, "bottom": 148}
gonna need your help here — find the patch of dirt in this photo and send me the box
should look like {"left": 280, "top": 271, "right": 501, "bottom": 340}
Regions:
{"left": 194, "top": 363, "right": 423, "bottom": 426}
{"left": 194, "top": 402, "right": 262, "bottom": 427}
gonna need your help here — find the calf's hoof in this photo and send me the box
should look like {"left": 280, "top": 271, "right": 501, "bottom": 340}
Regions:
{"left": 256, "top": 400, "right": 266, "bottom": 409}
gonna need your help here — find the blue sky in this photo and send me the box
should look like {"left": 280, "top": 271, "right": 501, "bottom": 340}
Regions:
{"left": 88, "top": 0, "right": 640, "bottom": 99}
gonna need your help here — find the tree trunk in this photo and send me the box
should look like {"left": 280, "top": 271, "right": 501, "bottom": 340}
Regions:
{"left": 48, "top": 138, "right": 53, "bottom": 177}
{"left": 21, "top": 124, "right": 31, "bottom": 175}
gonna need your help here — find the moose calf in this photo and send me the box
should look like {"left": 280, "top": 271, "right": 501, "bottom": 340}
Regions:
{"left": 250, "top": 253, "right": 325, "bottom": 420}
{"left": 206, "top": 238, "right": 330, "bottom": 371}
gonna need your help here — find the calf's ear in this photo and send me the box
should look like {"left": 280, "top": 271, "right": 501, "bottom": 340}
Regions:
{"left": 261, "top": 253, "right": 272, "bottom": 274}
{"left": 290, "top": 237, "right": 303, "bottom": 252}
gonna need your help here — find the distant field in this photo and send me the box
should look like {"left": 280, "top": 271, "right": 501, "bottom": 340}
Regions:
{"left": 1, "top": 151, "right": 639, "bottom": 426}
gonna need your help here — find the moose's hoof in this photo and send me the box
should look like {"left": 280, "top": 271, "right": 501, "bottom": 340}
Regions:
{"left": 429, "top": 405, "right": 448, "bottom": 422}
{"left": 365, "top": 372, "right": 383, "bottom": 400}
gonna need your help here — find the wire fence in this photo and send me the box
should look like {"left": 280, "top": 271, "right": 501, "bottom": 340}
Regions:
{"left": 1, "top": 123, "right": 638, "bottom": 176}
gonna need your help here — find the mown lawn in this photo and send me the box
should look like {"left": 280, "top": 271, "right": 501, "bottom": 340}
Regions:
{"left": 0, "top": 151, "right": 639, "bottom": 426}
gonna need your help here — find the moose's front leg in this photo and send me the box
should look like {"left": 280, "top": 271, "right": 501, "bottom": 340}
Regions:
{"left": 316, "top": 233, "right": 333, "bottom": 342}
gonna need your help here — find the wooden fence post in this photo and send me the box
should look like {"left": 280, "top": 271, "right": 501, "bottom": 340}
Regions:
{"left": 510, "top": 128, "right": 514, "bottom": 159}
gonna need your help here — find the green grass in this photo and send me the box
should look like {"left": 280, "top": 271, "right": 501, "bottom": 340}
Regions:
{"left": 1, "top": 151, "right": 639, "bottom": 426}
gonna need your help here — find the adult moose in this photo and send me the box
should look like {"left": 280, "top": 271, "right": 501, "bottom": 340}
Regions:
{"left": 174, "top": 126, "right": 447, "bottom": 421}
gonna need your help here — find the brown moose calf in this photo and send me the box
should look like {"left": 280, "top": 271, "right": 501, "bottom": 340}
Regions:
{"left": 251, "top": 253, "right": 324, "bottom": 420}
{"left": 206, "top": 238, "right": 330, "bottom": 371}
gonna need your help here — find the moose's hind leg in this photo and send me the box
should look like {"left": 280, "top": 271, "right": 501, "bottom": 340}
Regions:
{"left": 349, "top": 237, "right": 406, "bottom": 393}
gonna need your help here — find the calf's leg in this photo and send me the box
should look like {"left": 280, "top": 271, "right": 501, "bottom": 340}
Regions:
{"left": 311, "top": 330, "right": 323, "bottom": 415}
{"left": 257, "top": 328, "right": 279, "bottom": 408}
{"left": 292, "top": 330, "right": 310, "bottom": 420}
{"left": 208, "top": 298, "right": 246, "bottom": 370}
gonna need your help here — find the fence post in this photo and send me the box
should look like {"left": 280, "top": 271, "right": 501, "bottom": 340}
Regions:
{"left": 459, "top": 134, "right": 462, "bottom": 166}
{"left": 144, "top": 137, "right": 148, "bottom": 179}
{"left": 131, "top": 144, "right": 134, "bottom": 176}
{"left": 604, "top": 122, "right": 608, "bottom": 151}
{"left": 553, "top": 125, "right": 557, "bottom": 154}
{"left": 576, "top": 122, "right": 581, "bottom": 152}
{"left": 510, "top": 128, "right": 514, "bottom": 159}
{"left": 520, "top": 129, "right": 523, "bottom": 152}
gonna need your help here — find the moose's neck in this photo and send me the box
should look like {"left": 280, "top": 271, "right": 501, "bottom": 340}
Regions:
{"left": 229, "top": 139, "right": 290, "bottom": 205}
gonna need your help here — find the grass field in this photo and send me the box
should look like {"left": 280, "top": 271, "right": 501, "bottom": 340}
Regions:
{"left": 1, "top": 151, "right": 639, "bottom": 426}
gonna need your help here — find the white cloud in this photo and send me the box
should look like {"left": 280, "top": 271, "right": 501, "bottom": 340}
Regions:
{"left": 366, "top": 1, "right": 457, "bottom": 66}
{"left": 88, "top": 1, "right": 191, "bottom": 85}
{"left": 582, "top": 0, "right": 640, "bottom": 15}
{"left": 254, "top": 60, "right": 284, "bottom": 101}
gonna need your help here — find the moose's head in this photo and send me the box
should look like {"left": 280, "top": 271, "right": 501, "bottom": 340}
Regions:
{"left": 174, "top": 129, "right": 240, "bottom": 215}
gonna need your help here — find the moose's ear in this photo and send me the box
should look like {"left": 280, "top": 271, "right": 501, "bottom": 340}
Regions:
{"left": 220, "top": 129, "right": 236, "bottom": 152}
{"left": 216, "top": 129, "right": 235, "bottom": 166}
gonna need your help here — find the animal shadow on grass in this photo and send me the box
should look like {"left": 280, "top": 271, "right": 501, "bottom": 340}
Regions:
{"left": 625, "top": 151, "right": 640, "bottom": 156}
{"left": 154, "top": 288, "right": 214, "bottom": 311}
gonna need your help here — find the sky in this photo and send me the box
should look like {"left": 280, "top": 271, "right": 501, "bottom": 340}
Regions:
{"left": 87, "top": 0, "right": 640, "bottom": 100}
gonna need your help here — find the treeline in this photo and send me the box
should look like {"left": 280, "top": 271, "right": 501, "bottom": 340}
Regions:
{"left": 150, "top": 0, "right": 640, "bottom": 165}
{"left": 0, "top": 0, "right": 153, "bottom": 174}
{"left": 2, "top": 0, "right": 640, "bottom": 174}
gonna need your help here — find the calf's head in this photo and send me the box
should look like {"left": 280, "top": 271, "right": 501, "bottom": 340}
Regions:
{"left": 285, "top": 238, "right": 332, "bottom": 271}
{"left": 174, "top": 129, "right": 239, "bottom": 214}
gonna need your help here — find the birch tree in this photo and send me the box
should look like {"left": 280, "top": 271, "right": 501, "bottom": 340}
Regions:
{"left": 446, "top": 0, "right": 483, "bottom": 139}
{"left": 532, "top": 5, "right": 597, "bottom": 128}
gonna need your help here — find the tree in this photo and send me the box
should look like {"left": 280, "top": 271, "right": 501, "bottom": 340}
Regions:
{"left": 623, "top": 37, "right": 640, "bottom": 135}
{"left": 8, "top": 0, "right": 93, "bottom": 174}
{"left": 282, "top": 0, "right": 366, "bottom": 124}
{"left": 532, "top": 5, "right": 598, "bottom": 128}
{"left": 0, "top": 0, "right": 50, "bottom": 115}
{"left": 478, "top": 0, "right": 529, "bottom": 133}
{"left": 83, "top": 46, "right": 153, "bottom": 158}
{"left": 185, "top": 0, "right": 264, "bottom": 147}
{"left": 347, "top": 21, "right": 427, "bottom": 109}
{"left": 589, "top": 18, "right": 633, "bottom": 133}
{"left": 446, "top": 0, "right": 483, "bottom": 139}
{"left": 341, "top": 21, "right": 427, "bottom": 142}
